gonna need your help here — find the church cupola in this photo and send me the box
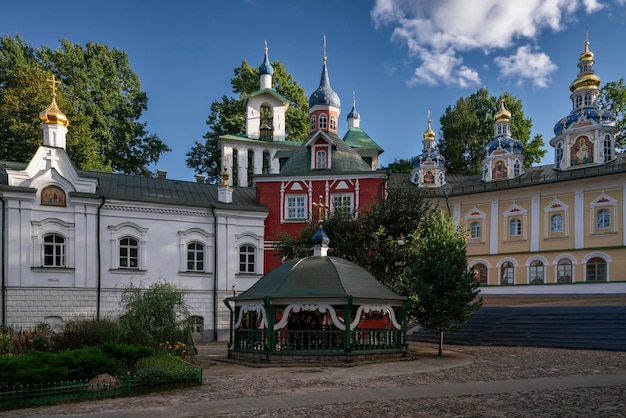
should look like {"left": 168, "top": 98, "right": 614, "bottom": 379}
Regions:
{"left": 309, "top": 37, "right": 341, "bottom": 134}
{"left": 482, "top": 97, "right": 524, "bottom": 182}
{"left": 549, "top": 32, "right": 618, "bottom": 171}
{"left": 259, "top": 41, "right": 274, "bottom": 90}
{"left": 39, "top": 75, "right": 69, "bottom": 150}
{"left": 410, "top": 110, "right": 446, "bottom": 188}
{"left": 346, "top": 93, "right": 360, "bottom": 129}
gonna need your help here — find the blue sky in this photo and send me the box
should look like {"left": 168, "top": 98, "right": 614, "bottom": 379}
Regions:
{"left": 2, "top": 0, "right": 626, "bottom": 181}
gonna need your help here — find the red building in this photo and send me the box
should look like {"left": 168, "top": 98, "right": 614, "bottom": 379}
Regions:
{"left": 254, "top": 48, "right": 387, "bottom": 272}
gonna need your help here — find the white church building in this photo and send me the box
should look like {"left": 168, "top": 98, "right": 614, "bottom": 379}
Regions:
{"left": 0, "top": 84, "right": 267, "bottom": 341}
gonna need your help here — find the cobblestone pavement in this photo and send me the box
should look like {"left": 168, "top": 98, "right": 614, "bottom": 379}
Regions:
{"left": 7, "top": 342, "right": 626, "bottom": 417}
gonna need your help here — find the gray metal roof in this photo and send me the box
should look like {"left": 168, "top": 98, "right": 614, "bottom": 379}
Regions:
{"left": 229, "top": 256, "right": 407, "bottom": 304}
{"left": 389, "top": 153, "right": 626, "bottom": 197}
{"left": 0, "top": 161, "right": 266, "bottom": 212}
{"left": 279, "top": 131, "right": 373, "bottom": 174}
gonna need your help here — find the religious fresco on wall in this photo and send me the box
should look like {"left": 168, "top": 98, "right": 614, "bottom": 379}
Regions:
{"left": 492, "top": 160, "right": 507, "bottom": 179}
{"left": 41, "top": 185, "right": 66, "bottom": 207}
{"left": 571, "top": 136, "right": 593, "bottom": 166}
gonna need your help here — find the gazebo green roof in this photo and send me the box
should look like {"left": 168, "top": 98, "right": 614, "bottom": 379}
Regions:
{"left": 229, "top": 256, "right": 406, "bottom": 304}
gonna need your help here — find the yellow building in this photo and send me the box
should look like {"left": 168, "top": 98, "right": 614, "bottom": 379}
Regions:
{"left": 401, "top": 37, "right": 626, "bottom": 296}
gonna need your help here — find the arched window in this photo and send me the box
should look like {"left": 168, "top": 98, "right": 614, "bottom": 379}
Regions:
{"left": 557, "top": 259, "right": 572, "bottom": 283}
{"left": 551, "top": 214, "right": 563, "bottom": 233}
{"left": 586, "top": 257, "right": 607, "bottom": 282}
{"left": 604, "top": 134, "right": 612, "bottom": 162}
{"left": 239, "top": 245, "right": 256, "bottom": 273}
{"left": 43, "top": 234, "right": 65, "bottom": 267}
{"left": 310, "top": 115, "right": 316, "bottom": 131}
{"left": 119, "top": 237, "right": 139, "bottom": 269}
{"left": 596, "top": 209, "right": 611, "bottom": 230}
{"left": 501, "top": 261, "right": 514, "bottom": 285}
{"left": 187, "top": 242, "right": 205, "bottom": 272}
{"left": 470, "top": 222, "right": 481, "bottom": 239}
{"left": 319, "top": 114, "right": 328, "bottom": 130}
{"left": 315, "top": 150, "right": 327, "bottom": 169}
{"left": 575, "top": 95, "right": 583, "bottom": 108}
{"left": 529, "top": 260, "right": 544, "bottom": 284}
{"left": 473, "top": 263, "right": 488, "bottom": 284}
{"left": 513, "top": 160, "right": 521, "bottom": 176}
{"left": 330, "top": 115, "right": 337, "bottom": 131}
{"left": 584, "top": 92, "right": 592, "bottom": 106}
{"left": 555, "top": 143, "right": 563, "bottom": 169}
{"left": 509, "top": 218, "right": 522, "bottom": 236}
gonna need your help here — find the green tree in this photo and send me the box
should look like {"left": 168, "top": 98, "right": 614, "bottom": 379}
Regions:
{"left": 0, "top": 35, "right": 169, "bottom": 175}
{"left": 438, "top": 88, "right": 545, "bottom": 174}
{"left": 598, "top": 78, "right": 626, "bottom": 150}
{"left": 186, "top": 60, "right": 309, "bottom": 183}
{"left": 118, "top": 282, "right": 192, "bottom": 349}
{"left": 275, "top": 187, "right": 437, "bottom": 317}
{"left": 386, "top": 158, "right": 412, "bottom": 173}
{"left": 412, "top": 212, "right": 483, "bottom": 356}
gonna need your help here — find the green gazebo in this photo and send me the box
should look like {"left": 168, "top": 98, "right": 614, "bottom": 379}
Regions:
{"left": 224, "top": 225, "right": 410, "bottom": 363}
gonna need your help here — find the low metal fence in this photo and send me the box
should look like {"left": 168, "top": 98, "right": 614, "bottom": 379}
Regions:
{"left": 0, "top": 365, "right": 202, "bottom": 410}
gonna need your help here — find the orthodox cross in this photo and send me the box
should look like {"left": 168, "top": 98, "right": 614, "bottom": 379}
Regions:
{"left": 47, "top": 74, "right": 61, "bottom": 98}
{"left": 312, "top": 195, "right": 328, "bottom": 222}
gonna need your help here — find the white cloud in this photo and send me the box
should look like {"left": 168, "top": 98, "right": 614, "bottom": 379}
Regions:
{"left": 494, "top": 45, "right": 558, "bottom": 88}
{"left": 371, "top": 0, "right": 604, "bottom": 88}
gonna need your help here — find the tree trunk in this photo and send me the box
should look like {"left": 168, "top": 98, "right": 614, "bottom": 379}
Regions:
{"left": 438, "top": 326, "right": 443, "bottom": 357}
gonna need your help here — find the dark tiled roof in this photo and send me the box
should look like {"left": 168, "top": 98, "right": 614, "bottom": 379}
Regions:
{"left": 389, "top": 153, "right": 626, "bottom": 197}
{"left": 279, "top": 132, "right": 373, "bottom": 175}
{"left": 0, "top": 161, "right": 266, "bottom": 212}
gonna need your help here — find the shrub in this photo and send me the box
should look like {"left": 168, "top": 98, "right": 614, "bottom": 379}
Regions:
{"left": 54, "top": 318, "right": 122, "bottom": 351}
{"left": 100, "top": 343, "right": 155, "bottom": 371}
{"left": 118, "top": 281, "right": 192, "bottom": 348}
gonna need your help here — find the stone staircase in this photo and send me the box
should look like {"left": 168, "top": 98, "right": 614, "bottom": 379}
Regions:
{"left": 407, "top": 306, "right": 626, "bottom": 351}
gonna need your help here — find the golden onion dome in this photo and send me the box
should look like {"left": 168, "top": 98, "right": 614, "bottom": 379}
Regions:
{"left": 423, "top": 115, "right": 435, "bottom": 140}
{"left": 579, "top": 40, "right": 594, "bottom": 62}
{"left": 570, "top": 72, "right": 601, "bottom": 93}
{"left": 494, "top": 98, "right": 511, "bottom": 122}
{"left": 39, "top": 95, "right": 69, "bottom": 127}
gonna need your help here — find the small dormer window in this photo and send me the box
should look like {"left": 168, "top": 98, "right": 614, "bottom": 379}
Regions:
{"left": 316, "top": 150, "right": 327, "bottom": 169}
{"left": 310, "top": 115, "right": 316, "bottom": 131}
{"left": 330, "top": 115, "right": 336, "bottom": 131}
{"left": 319, "top": 114, "right": 327, "bottom": 130}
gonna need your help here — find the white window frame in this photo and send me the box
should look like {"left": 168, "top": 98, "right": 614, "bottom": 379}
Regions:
{"left": 319, "top": 114, "right": 327, "bottom": 130}
{"left": 310, "top": 115, "right": 316, "bottom": 131}
{"left": 108, "top": 222, "right": 148, "bottom": 271}
{"left": 464, "top": 207, "right": 486, "bottom": 244}
{"left": 315, "top": 149, "right": 327, "bottom": 169}
{"left": 589, "top": 193, "right": 618, "bottom": 235}
{"left": 239, "top": 244, "right": 256, "bottom": 274}
{"left": 554, "top": 255, "right": 576, "bottom": 283}
{"left": 331, "top": 193, "right": 354, "bottom": 217}
{"left": 31, "top": 219, "right": 75, "bottom": 269}
{"left": 330, "top": 115, "right": 337, "bottom": 131}
{"left": 286, "top": 195, "right": 307, "bottom": 220}
{"left": 503, "top": 204, "right": 527, "bottom": 241}
{"left": 43, "top": 233, "right": 66, "bottom": 267}
{"left": 178, "top": 228, "right": 212, "bottom": 274}
{"left": 544, "top": 198, "right": 569, "bottom": 239}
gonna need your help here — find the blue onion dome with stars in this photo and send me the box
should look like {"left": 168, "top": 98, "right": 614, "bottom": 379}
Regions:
{"left": 553, "top": 107, "right": 617, "bottom": 136}
{"left": 411, "top": 114, "right": 445, "bottom": 168}
{"left": 259, "top": 43, "right": 274, "bottom": 76}
{"left": 483, "top": 100, "right": 523, "bottom": 158}
{"left": 309, "top": 56, "right": 341, "bottom": 108}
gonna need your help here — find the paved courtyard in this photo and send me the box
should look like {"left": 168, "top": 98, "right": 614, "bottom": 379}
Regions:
{"left": 7, "top": 340, "right": 626, "bottom": 417}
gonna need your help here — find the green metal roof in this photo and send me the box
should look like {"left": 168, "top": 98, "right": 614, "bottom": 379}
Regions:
{"left": 244, "top": 88, "right": 290, "bottom": 105}
{"left": 230, "top": 256, "right": 407, "bottom": 304}
{"left": 219, "top": 134, "right": 301, "bottom": 148}
{"left": 342, "top": 127, "right": 384, "bottom": 153}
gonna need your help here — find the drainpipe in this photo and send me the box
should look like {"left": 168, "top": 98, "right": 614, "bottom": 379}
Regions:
{"left": 1, "top": 194, "right": 5, "bottom": 329}
{"left": 96, "top": 196, "right": 105, "bottom": 320}
{"left": 211, "top": 205, "right": 218, "bottom": 341}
